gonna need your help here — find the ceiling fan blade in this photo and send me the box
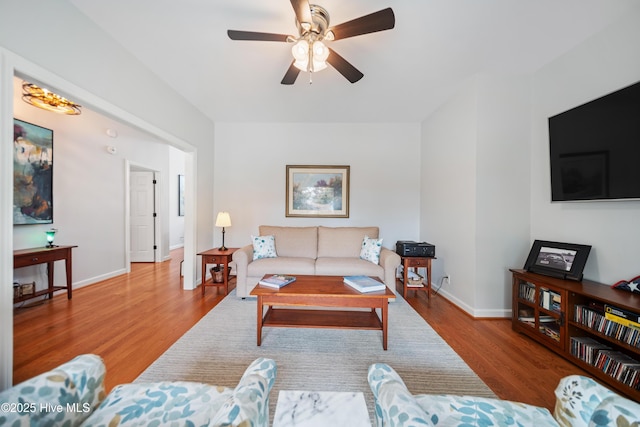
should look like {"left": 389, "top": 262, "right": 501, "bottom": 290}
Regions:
{"left": 227, "top": 30, "right": 289, "bottom": 42}
{"left": 290, "top": 0, "right": 312, "bottom": 27}
{"left": 281, "top": 61, "right": 301, "bottom": 85}
{"left": 329, "top": 7, "right": 395, "bottom": 40}
{"left": 327, "top": 48, "right": 364, "bottom": 83}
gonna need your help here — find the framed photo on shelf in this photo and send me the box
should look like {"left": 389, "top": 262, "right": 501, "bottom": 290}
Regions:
{"left": 286, "top": 165, "right": 350, "bottom": 218}
{"left": 523, "top": 240, "right": 592, "bottom": 281}
{"left": 13, "top": 119, "right": 54, "bottom": 225}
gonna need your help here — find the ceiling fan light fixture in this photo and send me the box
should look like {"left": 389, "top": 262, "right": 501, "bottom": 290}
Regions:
{"left": 292, "top": 40, "right": 310, "bottom": 71}
{"left": 228, "top": 2, "right": 395, "bottom": 84}
{"left": 292, "top": 39, "right": 329, "bottom": 72}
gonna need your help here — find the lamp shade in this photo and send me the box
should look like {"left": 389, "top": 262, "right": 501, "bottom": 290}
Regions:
{"left": 215, "top": 212, "right": 231, "bottom": 228}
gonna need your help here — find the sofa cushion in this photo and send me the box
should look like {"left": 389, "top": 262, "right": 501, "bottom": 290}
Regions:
{"left": 248, "top": 256, "right": 316, "bottom": 277}
{"left": 360, "top": 235, "right": 383, "bottom": 264}
{"left": 259, "top": 226, "right": 318, "bottom": 259}
{"left": 317, "top": 226, "right": 379, "bottom": 258}
{"left": 252, "top": 235, "right": 277, "bottom": 260}
{"left": 315, "top": 257, "right": 383, "bottom": 278}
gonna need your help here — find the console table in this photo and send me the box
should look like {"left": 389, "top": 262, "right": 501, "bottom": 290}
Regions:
{"left": 13, "top": 245, "right": 77, "bottom": 303}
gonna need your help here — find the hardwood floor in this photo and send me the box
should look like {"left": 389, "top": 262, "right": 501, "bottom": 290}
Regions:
{"left": 13, "top": 249, "right": 589, "bottom": 410}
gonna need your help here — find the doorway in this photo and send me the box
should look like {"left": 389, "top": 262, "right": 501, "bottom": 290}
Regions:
{"left": 130, "top": 169, "right": 157, "bottom": 263}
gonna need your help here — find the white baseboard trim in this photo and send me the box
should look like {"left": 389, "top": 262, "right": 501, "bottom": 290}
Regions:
{"left": 436, "top": 288, "right": 512, "bottom": 319}
{"left": 73, "top": 269, "right": 128, "bottom": 289}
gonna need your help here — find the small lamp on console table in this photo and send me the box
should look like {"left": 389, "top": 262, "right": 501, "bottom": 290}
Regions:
{"left": 215, "top": 212, "right": 231, "bottom": 251}
{"left": 45, "top": 228, "right": 57, "bottom": 248}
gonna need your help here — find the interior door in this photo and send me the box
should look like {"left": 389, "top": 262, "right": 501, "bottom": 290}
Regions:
{"left": 130, "top": 171, "right": 155, "bottom": 262}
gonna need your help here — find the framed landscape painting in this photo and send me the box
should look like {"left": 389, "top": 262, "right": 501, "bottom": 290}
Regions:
{"left": 13, "top": 119, "right": 53, "bottom": 225}
{"left": 286, "top": 165, "right": 349, "bottom": 218}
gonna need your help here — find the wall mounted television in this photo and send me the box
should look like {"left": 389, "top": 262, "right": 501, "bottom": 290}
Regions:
{"left": 548, "top": 80, "right": 640, "bottom": 201}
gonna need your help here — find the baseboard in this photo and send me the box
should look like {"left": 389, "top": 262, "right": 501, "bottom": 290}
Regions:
{"left": 436, "top": 288, "right": 511, "bottom": 319}
{"left": 73, "top": 268, "right": 128, "bottom": 289}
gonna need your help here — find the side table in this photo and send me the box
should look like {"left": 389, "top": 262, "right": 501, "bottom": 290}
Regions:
{"left": 401, "top": 255, "right": 435, "bottom": 299}
{"left": 197, "top": 247, "right": 238, "bottom": 296}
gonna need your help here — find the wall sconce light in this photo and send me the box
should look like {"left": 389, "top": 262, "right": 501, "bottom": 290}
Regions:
{"left": 215, "top": 212, "right": 232, "bottom": 251}
{"left": 45, "top": 228, "right": 58, "bottom": 248}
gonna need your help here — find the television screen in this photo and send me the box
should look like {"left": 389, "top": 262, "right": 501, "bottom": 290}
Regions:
{"left": 548, "top": 80, "right": 640, "bottom": 201}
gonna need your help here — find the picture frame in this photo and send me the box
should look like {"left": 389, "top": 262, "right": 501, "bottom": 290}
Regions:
{"left": 286, "top": 165, "right": 350, "bottom": 218}
{"left": 178, "top": 174, "right": 185, "bottom": 216}
{"left": 13, "top": 119, "right": 54, "bottom": 225}
{"left": 523, "top": 240, "right": 592, "bottom": 281}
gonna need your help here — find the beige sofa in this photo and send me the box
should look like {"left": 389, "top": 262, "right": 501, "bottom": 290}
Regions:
{"left": 232, "top": 226, "right": 401, "bottom": 298}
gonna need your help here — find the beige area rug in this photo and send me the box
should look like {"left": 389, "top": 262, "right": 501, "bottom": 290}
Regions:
{"left": 136, "top": 290, "right": 495, "bottom": 422}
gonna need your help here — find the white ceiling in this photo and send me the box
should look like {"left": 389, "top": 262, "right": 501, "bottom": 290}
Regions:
{"left": 68, "top": 0, "right": 638, "bottom": 123}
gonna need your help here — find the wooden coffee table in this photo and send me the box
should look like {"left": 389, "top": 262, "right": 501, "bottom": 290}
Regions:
{"left": 250, "top": 275, "right": 395, "bottom": 350}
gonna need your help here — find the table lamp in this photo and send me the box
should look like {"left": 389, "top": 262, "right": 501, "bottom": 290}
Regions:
{"left": 45, "top": 228, "right": 57, "bottom": 248}
{"left": 215, "top": 212, "right": 231, "bottom": 251}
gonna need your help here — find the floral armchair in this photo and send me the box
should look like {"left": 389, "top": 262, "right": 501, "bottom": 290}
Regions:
{"left": 368, "top": 363, "right": 640, "bottom": 427}
{"left": 0, "top": 354, "right": 277, "bottom": 427}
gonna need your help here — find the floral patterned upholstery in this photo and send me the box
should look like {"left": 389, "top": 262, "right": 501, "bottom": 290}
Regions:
{"left": 369, "top": 364, "right": 640, "bottom": 427}
{"left": 0, "top": 355, "right": 276, "bottom": 427}
{"left": 368, "top": 363, "right": 559, "bottom": 427}
{"left": 0, "top": 354, "right": 106, "bottom": 427}
{"left": 554, "top": 375, "right": 640, "bottom": 427}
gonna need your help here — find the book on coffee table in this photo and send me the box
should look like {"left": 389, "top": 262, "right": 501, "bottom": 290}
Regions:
{"left": 343, "top": 275, "right": 386, "bottom": 293}
{"left": 259, "top": 275, "right": 297, "bottom": 289}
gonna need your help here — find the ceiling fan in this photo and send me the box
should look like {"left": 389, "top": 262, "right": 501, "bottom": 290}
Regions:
{"left": 227, "top": 0, "right": 395, "bottom": 84}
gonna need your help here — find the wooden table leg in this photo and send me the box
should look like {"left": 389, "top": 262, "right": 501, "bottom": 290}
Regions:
{"left": 382, "top": 301, "right": 388, "bottom": 350}
{"left": 256, "top": 296, "right": 263, "bottom": 346}
{"left": 47, "top": 261, "right": 55, "bottom": 299}
{"left": 426, "top": 258, "right": 432, "bottom": 298}
{"left": 402, "top": 260, "right": 408, "bottom": 299}
{"left": 201, "top": 257, "right": 206, "bottom": 297}
{"left": 223, "top": 259, "right": 228, "bottom": 295}
{"left": 65, "top": 250, "right": 73, "bottom": 299}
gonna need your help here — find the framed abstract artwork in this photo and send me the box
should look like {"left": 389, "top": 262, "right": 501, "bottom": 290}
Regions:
{"left": 286, "top": 165, "right": 350, "bottom": 218}
{"left": 13, "top": 119, "right": 54, "bottom": 225}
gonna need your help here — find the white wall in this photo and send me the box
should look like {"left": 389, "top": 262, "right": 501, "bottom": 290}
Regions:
{"left": 420, "top": 75, "right": 531, "bottom": 317}
{"left": 420, "top": 79, "right": 479, "bottom": 311}
{"left": 213, "top": 123, "right": 421, "bottom": 250}
{"left": 420, "top": 6, "right": 640, "bottom": 317}
{"left": 530, "top": 8, "right": 640, "bottom": 285}
{"left": 12, "top": 77, "right": 174, "bottom": 290}
{"left": 1, "top": 0, "right": 215, "bottom": 389}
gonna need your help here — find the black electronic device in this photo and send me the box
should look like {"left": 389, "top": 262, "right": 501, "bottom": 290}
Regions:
{"left": 548, "top": 80, "right": 640, "bottom": 201}
{"left": 395, "top": 241, "right": 435, "bottom": 257}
